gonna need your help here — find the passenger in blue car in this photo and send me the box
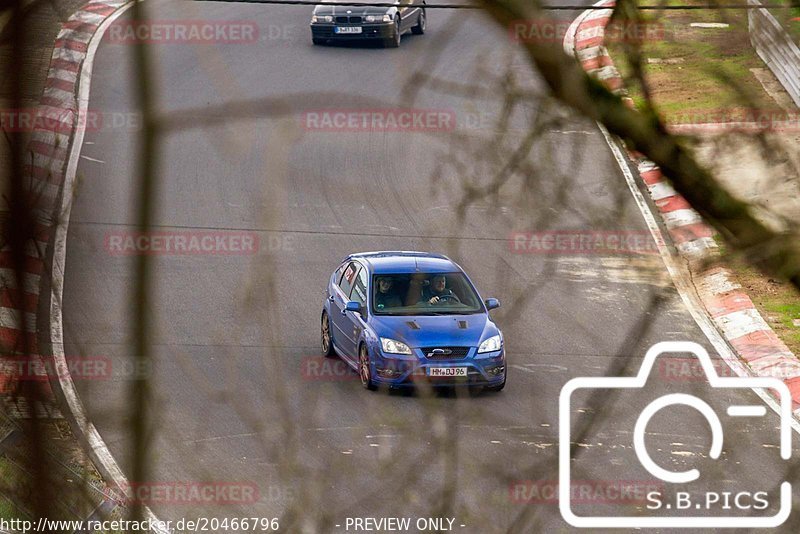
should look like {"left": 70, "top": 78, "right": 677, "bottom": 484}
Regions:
{"left": 421, "top": 274, "right": 461, "bottom": 305}
{"left": 375, "top": 276, "right": 403, "bottom": 310}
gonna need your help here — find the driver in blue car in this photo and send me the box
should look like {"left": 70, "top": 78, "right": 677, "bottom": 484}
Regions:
{"left": 375, "top": 276, "right": 403, "bottom": 310}
{"left": 422, "top": 274, "right": 460, "bottom": 305}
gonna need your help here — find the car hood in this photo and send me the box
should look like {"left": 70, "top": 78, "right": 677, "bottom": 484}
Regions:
{"left": 370, "top": 314, "right": 497, "bottom": 349}
{"left": 314, "top": 3, "right": 395, "bottom": 15}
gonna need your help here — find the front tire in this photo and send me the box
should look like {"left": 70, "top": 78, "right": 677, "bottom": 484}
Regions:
{"left": 384, "top": 17, "right": 401, "bottom": 48}
{"left": 312, "top": 37, "right": 326, "bottom": 45}
{"left": 359, "top": 344, "right": 378, "bottom": 391}
{"left": 411, "top": 9, "right": 425, "bottom": 35}
{"left": 321, "top": 312, "right": 335, "bottom": 358}
{"left": 485, "top": 375, "right": 506, "bottom": 392}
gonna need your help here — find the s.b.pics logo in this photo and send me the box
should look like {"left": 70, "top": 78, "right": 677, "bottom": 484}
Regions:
{"left": 559, "top": 342, "right": 792, "bottom": 528}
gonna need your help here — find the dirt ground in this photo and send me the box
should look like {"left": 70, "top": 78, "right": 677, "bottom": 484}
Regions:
{"left": 691, "top": 131, "right": 800, "bottom": 232}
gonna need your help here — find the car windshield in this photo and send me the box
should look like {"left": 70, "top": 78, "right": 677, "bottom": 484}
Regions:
{"left": 371, "top": 272, "right": 483, "bottom": 316}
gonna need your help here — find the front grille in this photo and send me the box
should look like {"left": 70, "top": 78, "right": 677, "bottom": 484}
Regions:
{"left": 335, "top": 15, "right": 362, "bottom": 23}
{"left": 421, "top": 347, "right": 470, "bottom": 360}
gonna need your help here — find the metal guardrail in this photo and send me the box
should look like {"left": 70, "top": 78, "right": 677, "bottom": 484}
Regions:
{"left": 748, "top": 0, "right": 800, "bottom": 108}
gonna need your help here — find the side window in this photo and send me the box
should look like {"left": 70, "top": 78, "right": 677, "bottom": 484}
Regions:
{"left": 333, "top": 262, "right": 346, "bottom": 283}
{"left": 331, "top": 262, "right": 346, "bottom": 291}
{"left": 349, "top": 267, "right": 368, "bottom": 306}
{"left": 338, "top": 262, "right": 360, "bottom": 297}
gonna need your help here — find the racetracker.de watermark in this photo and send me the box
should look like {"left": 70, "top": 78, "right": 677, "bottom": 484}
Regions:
{"left": 667, "top": 111, "right": 800, "bottom": 133}
{"left": 509, "top": 19, "right": 664, "bottom": 43}
{"left": 509, "top": 230, "right": 658, "bottom": 255}
{"left": 510, "top": 480, "right": 663, "bottom": 504}
{"left": 0, "top": 109, "right": 141, "bottom": 133}
{"left": 301, "top": 109, "right": 456, "bottom": 132}
{"left": 105, "top": 231, "right": 259, "bottom": 256}
{"left": 658, "top": 357, "right": 800, "bottom": 381}
{"left": 105, "top": 20, "right": 259, "bottom": 44}
{"left": 111, "top": 481, "right": 260, "bottom": 505}
{"left": 0, "top": 356, "right": 111, "bottom": 383}
{"left": 301, "top": 356, "right": 358, "bottom": 381}
{"left": 0, "top": 356, "right": 151, "bottom": 389}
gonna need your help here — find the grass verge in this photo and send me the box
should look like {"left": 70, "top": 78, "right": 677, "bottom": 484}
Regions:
{"left": 607, "top": 0, "right": 787, "bottom": 123}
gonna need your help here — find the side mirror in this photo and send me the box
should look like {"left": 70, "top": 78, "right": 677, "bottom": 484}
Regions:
{"left": 343, "top": 301, "right": 362, "bottom": 315}
{"left": 485, "top": 298, "right": 500, "bottom": 311}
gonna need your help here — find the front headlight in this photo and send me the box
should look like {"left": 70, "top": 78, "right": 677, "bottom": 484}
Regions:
{"left": 365, "top": 14, "right": 392, "bottom": 22}
{"left": 478, "top": 334, "right": 502, "bottom": 353}
{"left": 312, "top": 15, "right": 333, "bottom": 23}
{"left": 380, "top": 337, "right": 412, "bottom": 355}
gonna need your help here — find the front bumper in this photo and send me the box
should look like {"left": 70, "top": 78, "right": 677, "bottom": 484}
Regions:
{"left": 311, "top": 22, "right": 394, "bottom": 41}
{"left": 370, "top": 346, "right": 506, "bottom": 388}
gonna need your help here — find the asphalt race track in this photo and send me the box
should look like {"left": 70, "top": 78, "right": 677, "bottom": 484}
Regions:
{"left": 61, "top": 0, "right": 800, "bottom": 531}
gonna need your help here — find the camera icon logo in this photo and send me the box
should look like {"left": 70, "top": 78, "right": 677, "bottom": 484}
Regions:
{"left": 559, "top": 341, "right": 793, "bottom": 528}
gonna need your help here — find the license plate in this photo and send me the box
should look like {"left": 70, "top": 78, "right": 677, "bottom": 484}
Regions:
{"left": 427, "top": 367, "right": 468, "bottom": 377}
{"left": 335, "top": 26, "right": 362, "bottom": 34}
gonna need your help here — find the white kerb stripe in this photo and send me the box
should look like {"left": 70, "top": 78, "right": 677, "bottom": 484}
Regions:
{"left": 56, "top": 29, "right": 95, "bottom": 44}
{"left": 595, "top": 65, "right": 622, "bottom": 81}
{"left": 662, "top": 208, "right": 702, "bottom": 229}
{"left": 716, "top": 309, "right": 770, "bottom": 340}
{"left": 648, "top": 181, "right": 676, "bottom": 201}
{"left": 583, "top": 8, "right": 614, "bottom": 22}
{"left": 73, "top": 10, "right": 107, "bottom": 24}
{"left": 0, "top": 307, "right": 37, "bottom": 332}
{"left": 42, "top": 86, "right": 77, "bottom": 104}
{"left": 52, "top": 47, "right": 86, "bottom": 64}
{"left": 576, "top": 45, "right": 605, "bottom": 63}
{"left": 694, "top": 269, "right": 740, "bottom": 296}
{"left": 676, "top": 237, "right": 718, "bottom": 258}
{"left": 47, "top": 68, "right": 79, "bottom": 86}
{"left": 637, "top": 159, "right": 658, "bottom": 174}
{"left": 0, "top": 269, "right": 41, "bottom": 295}
{"left": 31, "top": 129, "right": 71, "bottom": 151}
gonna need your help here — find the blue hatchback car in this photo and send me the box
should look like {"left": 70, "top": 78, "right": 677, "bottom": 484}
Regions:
{"left": 321, "top": 251, "right": 506, "bottom": 392}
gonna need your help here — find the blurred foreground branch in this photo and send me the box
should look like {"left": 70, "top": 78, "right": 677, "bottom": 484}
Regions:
{"left": 481, "top": 0, "right": 800, "bottom": 288}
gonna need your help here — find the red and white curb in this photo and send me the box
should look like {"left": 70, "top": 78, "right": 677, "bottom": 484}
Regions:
{"left": 0, "top": 3, "right": 127, "bottom": 402}
{"left": 2, "top": 1, "right": 170, "bottom": 531}
{"left": 1, "top": 2, "right": 130, "bottom": 410}
{"left": 565, "top": 0, "right": 800, "bottom": 410}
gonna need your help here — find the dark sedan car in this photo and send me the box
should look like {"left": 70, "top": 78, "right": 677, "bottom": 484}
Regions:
{"left": 310, "top": 1, "right": 426, "bottom": 48}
